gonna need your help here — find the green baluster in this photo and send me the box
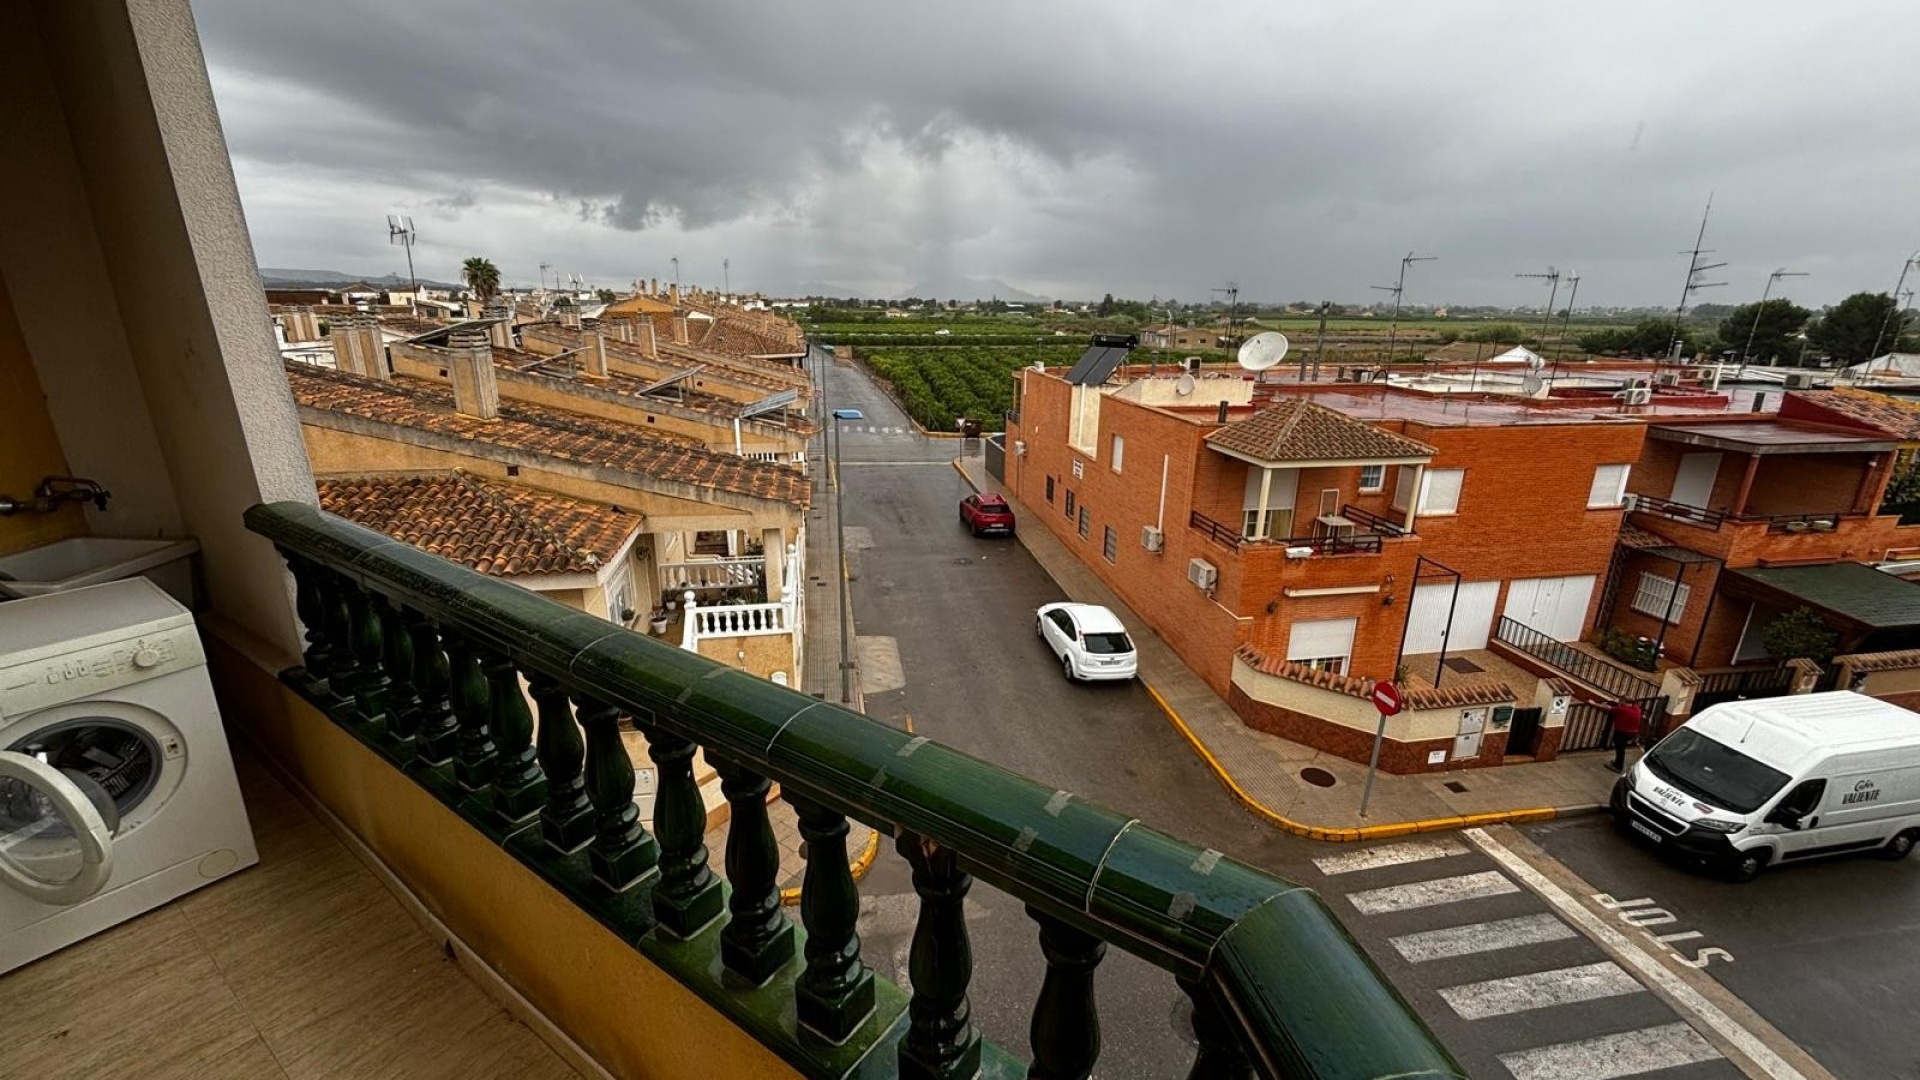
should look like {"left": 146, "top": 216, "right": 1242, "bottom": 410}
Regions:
{"left": 575, "top": 696, "right": 658, "bottom": 888}
{"left": 1026, "top": 908, "right": 1105, "bottom": 1080}
{"left": 712, "top": 754, "right": 795, "bottom": 984}
{"left": 408, "top": 611, "right": 458, "bottom": 766}
{"left": 377, "top": 595, "right": 419, "bottom": 760}
{"left": 284, "top": 551, "right": 334, "bottom": 680}
{"left": 320, "top": 569, "right": 359, "bottom": 708}
{"left": 896, "top": 831, "right": 981, "bottom": 1080}
{"left": 1177, "top": 977, "right": 1252, "bottom": 1080}
{"left": 481, "top": 648, "right": 544, "bottom": 825}
{"left": 634, "top": 716, "right": 722, "bottom": 936}
{"left": 343, "top": 580, "right": 391, "bottom": 723}
{"left": 446, "top": 634, "right": 495, "bottom": 790}
{"left": 791, "top": 795, "right": 875, "bottom": 1042}
{"left": 530, "top": 674, "right": 593, "bottom": 853}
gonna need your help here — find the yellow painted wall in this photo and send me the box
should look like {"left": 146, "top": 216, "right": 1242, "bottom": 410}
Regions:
{"left": 203, "top": 631, "right": 804, "bottom": 1080}
{"left": 0, "top": 276, "right": 87, "bottom": 556}
{"left": 696, "top": 633, "right": 797, "bottom": 682}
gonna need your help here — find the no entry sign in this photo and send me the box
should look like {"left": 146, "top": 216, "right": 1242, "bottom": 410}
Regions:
{"left": 1371, "top": 680, "right": 1403, "bottom": 716}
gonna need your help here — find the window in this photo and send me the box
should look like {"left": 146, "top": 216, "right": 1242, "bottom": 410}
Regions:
{"left": 1065, "top": 489, "right": 1076, "bottom": 519}
{"left": 1078, "top": 505, "right": 1091, "bottom": 538}
{"left": 1589, "top": 463, "right": 1631, "bottom": 508}
{"left": 1102, "top": 525, "right": 1118, "bottom": 562}
{"left": 1083, "top": 631, "right": 1133, "bottom": 654}
{"left": 1631, "top": 572, "right": 1691, "bottom": 622}
{"left": 1242, "top": 508, "right": 1290, "bottom": 541}
{"left": 1418, "top": 468, "right": 1464, "bottom": 515}
{"left": 1046, "top": 476, "right": 1056, "bottom": 504}
{"left": 1110, "top": 434, "right": 1125, "bottom": 473}
{"left": 1286, "top": 617, "right": 1357, "bottom": 675}
{"left": 1358, "top": 464, "right": 1385, "bottom": 492}
{"left": 1392, "top": 466, "right": 1416, "bottom": 512}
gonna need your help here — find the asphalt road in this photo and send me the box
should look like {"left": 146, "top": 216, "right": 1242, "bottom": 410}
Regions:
{"left": 1522, "top": 812, "right": 1920, "bottom": 1079}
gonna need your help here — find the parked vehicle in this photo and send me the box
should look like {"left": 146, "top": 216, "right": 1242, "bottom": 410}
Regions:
{"left": 960, "top": 493, "right": 1016, "bottom": 537}
{"left": 1612, "top": 691, "right": 1920, "bottom": 881}
{"left": 1036, "top": 602, "right": 1137, "bottom": 682}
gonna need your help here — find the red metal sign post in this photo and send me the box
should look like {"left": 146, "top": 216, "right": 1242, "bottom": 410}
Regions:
{"left": 1360, "top": 680, "right": 1402, "bottom": 818}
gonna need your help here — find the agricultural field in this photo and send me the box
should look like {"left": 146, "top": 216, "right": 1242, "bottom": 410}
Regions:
{"left": 860, "top": 344, "right": 1082, "bottom": 433}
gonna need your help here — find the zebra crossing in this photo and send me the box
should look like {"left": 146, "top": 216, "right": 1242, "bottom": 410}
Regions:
{"left": 1313, "top": 838, "right": 1741, "bottom": 1080}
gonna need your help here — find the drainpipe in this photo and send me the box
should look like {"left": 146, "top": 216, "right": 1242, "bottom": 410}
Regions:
{"left": 1731, "top": 455, "right": 1761, "bottom": 517}
{"left": 1157, "top": 454, "right": 1169, "bottom": 533}
{"left": 734, "top": 417, "right": 743, "bottom": 456}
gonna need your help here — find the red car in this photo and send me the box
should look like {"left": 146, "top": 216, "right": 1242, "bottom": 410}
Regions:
{"left": 959, "top": 493, "right": 1016, "bottom": 537}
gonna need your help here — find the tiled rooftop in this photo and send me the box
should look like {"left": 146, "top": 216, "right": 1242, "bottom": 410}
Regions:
{"left": 286, "top": 363, "right": 810, "bottom": 507}
{"left": 317, "top": 471, "right": 643, "bottom": 576}
{"left": 1788, "top": 388, "right": 1920, "bottom": 441}
{"left": 1206, "top": 398, "right": 1436, "bottom": 463}
{"left": 527, "top": 324, "right": 809, "bottom": 396}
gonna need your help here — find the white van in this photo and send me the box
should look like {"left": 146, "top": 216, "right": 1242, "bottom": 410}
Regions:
{"left": 1612, "top": 691, "right": 1920, "bottom": 881}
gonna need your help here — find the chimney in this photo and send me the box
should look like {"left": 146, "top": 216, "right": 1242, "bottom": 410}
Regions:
{"left": 670, "top": 283, "right": 681, "bottom": 306}
{"left": 637, "top": 319, "right": 656, "bottom": 358}
{"left": 583, "top": 332, "right": 608, "bottom": 377}
{"left": 560, "top": 305, "right": 582, "bottom": 331}
{"left": 610, "top": 318, "right": 633, "bottom": 343}
{"left": 1216, "top": 399, "right": 1229, "bottom": 423}
{"left": 485, "top": 304, "right": 513, "bottom": 349}
{"left": 330, "top": 314, "right": 390, "bottom": 380}
{"left": 445, "top": 328, "right": 499, "bottom": 419}
{"left": 672, "top": 315, "right": 689, "bottom": 345}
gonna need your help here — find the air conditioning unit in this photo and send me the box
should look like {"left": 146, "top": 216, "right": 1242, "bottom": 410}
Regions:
{"left": 1622, "top": 493, "right": 1641, "bottom": 511}
{"left": 1784, "top": 371, "right": 1817, "bottom": 390}
{"left": 1187, "top": 557, "right": 1217, "bottom": 591}
{"left": 1616, "top": 387, "right": 1653, "bottom": 406}
{"left": 1141, "top": 525, "right": 1165, "bottom": 552}
{"left": 1182, "top": 356, "right": 1203, "bottom": 375}
{"left": 1014, "top": 440, "right": 1027, "bottom": 456}
{"left": 1355, "top": 368, "right": 1376, "bottom": 384}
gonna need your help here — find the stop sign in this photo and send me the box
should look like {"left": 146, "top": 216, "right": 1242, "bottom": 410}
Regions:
{"left": 1371, "top": 680, "right": 1403, "bottom": 716}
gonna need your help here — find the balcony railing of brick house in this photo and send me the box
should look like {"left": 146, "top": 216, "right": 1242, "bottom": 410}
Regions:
{"left": 1338, "top": 504, "right": 1409, "bottom": 537}
{"left": 1626, "top": 494, "right": 1855, "bottom": 535}
{"left": 1188, "top": 510, "right": 1387, "bottom": 557}
{"left": 1493, "top": 616, "right": 1663, "bottom": 703}
{"left": 246, "top": 501, "right": 1463, "bottom": 1080}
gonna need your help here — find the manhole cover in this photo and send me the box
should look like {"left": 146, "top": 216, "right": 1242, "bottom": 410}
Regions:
{"left": 1300, "top": 767, "right": 1337, "bottom": 788}
{"left": 1444, "top": 780, "right": 1469, "bottom": 794}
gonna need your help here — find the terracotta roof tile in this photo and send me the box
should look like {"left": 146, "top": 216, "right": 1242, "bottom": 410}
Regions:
{"left": 1206, "top": 399, "right": 1436, "bottom": 463}
{"left": 1618, "top": 523, "right": 1670, "bottom": 549}
{"left": 286, "top": 363, "right": 810, "bottom": 507}
{"left": 316, "top": 471, "right": 642, "bottom": 576}
{"left": 1790, "top": 388, "right": 1920, "bottom": 441}
{"left": 1835, "top": 648, "right": 1920, "bottom": 673}
{"left": 1236, "top": 644, "right": 1514, "bottom": 708}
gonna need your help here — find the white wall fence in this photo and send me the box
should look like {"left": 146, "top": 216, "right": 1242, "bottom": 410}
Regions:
{"left": 678, "top": 541, "right": 806, "bottom": 650}
{"left": 659, "top": 557, "right": 763, "bottom": 592}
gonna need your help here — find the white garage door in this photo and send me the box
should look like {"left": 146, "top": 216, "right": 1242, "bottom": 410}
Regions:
{"left": 1502, "top": 575, "right": 1597, "bottom": 642}
{"left": 1403, "top": 580, "right": 1501, "bottom": 654}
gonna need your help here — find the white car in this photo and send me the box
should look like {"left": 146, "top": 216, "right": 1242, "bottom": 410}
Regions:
{"left": 1036, "top": 602, "right": 1138, "bottom": 682}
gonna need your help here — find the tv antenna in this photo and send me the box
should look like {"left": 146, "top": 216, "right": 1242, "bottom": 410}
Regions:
{"left": 1372, "top": 251, "right": 1435, "bottom": 367}
{"left": 1236, "top": 332, "right": 1289, "bottom": 382}
{"left": 538, "top": 261, "right": 553, "bottom": 293}
{"left": 1211, "top": 282, "right": 1240, "bottom": 345}
{"left": 1669, "top": 195, "right": 1727, "bottom": 361}
{"left": 386, "top": 215, "right": 418, "bottom": 311}
{"left": 1867, "top": 251, "right": 1920, "bottom": 363}
{"left": 1742, "top": 267, "right": 1809, "bottom": 364}
{"left": 1558, "top": 271, "right": 1582, "bottom": 341}
{"left": 723, "top": 257, "right": 731, "bottom": 298}
{"left": 568, "top": 272, "right": 585, "bottom": 293}
{"left": 1514, "top": 266, "right": 1561, "bottom": 341}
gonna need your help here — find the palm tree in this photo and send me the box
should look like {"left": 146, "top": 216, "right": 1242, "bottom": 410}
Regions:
{"left": 462, "top": 257, "right": 501, "bottom": 305}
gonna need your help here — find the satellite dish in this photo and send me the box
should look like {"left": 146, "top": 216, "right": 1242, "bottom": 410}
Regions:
{"left": 1175, "top": 373, "right": 1197, "bottom": 396}
{"left": 1521, "top": 374, "right": 1546, "bottom": 397}
{"left": 1237, "top": 331, "right": 1290, "bottom": 372}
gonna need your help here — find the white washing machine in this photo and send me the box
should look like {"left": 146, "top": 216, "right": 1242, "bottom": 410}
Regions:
{"left": 0, "top": 577, "right": 257, "bottom": 975}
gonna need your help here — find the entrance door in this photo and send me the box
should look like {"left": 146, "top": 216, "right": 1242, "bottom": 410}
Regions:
{"left": 0, "top": 751, "right": 114, "bottom": 905}
{"left": 1405, "top": 580, "right": 1501, "bottom": 654}
{"left": 1503, "top": 575, "right": 1597, "bottom": 641}
{"left": 1506, "top": 707, "right": 1543, "bottom": 756}
{"left": 1670, "top": 452, "right": 1722, "bottom": 509}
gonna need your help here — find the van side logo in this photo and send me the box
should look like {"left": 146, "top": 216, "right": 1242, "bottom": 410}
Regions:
{"left": 1843, "top": 779, "right": 1881, "bottom": 806}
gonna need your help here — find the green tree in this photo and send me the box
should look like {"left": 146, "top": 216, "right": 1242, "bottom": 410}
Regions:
{"left": 1761, "top": 607, "right": 1839, "bottom": 664}
{"left": 1465, "top": 323, "right": 1525, "bottom": 344}
{"left": 596, "top": 288, "right": 616, "bottom": 304}
{"left": 1578, "top": 318, "right": 1694, "bottom": 358}
{"left": 1718, "top": 299, "right": 1812, "bottom": 364}
{"left": 462, "top": 256, "right": 502, "bottom": 304}
{"left": 1808, "top": 292, "right": 1903, "bottom": 363}
{"left": 1097, "top": 292, "right": 1117, "bottom": 317}
{"left": 1881, "top": 454, "right": 1920, "bottom": 523}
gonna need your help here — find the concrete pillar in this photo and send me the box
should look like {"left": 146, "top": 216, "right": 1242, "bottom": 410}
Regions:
{"left": 640, "top": 319, "right": 659, "bottom": 358}
{"left": 673, "top": 315, "right": 689, "bottom": 345}
{"left": 445, "top": 328, "right": 499, "bottom": 419}
{"left": 583, "top": 332, "right": 608, "bottom": 378}
{"left": 762, "top": 528, "right": 784, "bottom": 599}
{"left": 484, "top": 305, "right": 513, "bottom": 349}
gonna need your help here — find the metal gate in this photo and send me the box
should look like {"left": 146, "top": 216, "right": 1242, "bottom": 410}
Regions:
{"left": 1692, "top": 665, "right": 1795, "bottom": 712}
{"left": 1562, "top": 695, "right": 1668, "bottom": 753}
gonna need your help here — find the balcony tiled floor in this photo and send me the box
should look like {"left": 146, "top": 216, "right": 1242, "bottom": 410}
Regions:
{"left": 0, "top": 744, "right": 583, "bottom": 1080}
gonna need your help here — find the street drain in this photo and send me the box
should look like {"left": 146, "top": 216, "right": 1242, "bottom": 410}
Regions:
{"left": 1444, "top": 780, "right": 1469, "bottom": 794}
{"left": 1300, "top": 767, "right": 1337, "bottom": 788}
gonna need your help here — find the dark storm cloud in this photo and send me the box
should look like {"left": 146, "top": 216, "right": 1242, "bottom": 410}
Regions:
{"left": 197, "top": 0, "right": 1920, "bottom": 305}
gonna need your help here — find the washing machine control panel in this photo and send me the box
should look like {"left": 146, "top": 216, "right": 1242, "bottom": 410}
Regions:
{"left": 0, "top": 624, "right": 206, "bottom": 719}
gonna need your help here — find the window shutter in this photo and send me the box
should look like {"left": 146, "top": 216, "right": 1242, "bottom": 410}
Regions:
{"left": 1419, "top": 469, "right": 1464, "bottom": 514}
{"left": 1286, "top": 617, "right": 1358, "bottom": 663}
{"left": 1588, "top": 464, "right": 1629, "bottom": 508}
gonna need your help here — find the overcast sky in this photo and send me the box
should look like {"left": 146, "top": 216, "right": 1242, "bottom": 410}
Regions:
{"left": 197, "top": 1, "right": 1920, "bottom": 308}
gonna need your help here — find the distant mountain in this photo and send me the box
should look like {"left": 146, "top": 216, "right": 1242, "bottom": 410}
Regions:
{"left": 896, "top": 275, "right": 1047, "bottom": 303}
{"left": 259, "top": 267, "right": 465, "bottom": 290}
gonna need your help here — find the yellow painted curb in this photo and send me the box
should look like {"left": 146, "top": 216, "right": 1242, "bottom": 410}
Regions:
{"left": 1143, "top": 682, "right": 1567, "bottom": 843}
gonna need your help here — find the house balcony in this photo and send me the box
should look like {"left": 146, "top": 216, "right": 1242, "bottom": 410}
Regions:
{"left": 1188, "top": 509, "right": 1392, "bottom": 558}
{"left": 234, "top": 501, "right": 1464, "bottom": 1079}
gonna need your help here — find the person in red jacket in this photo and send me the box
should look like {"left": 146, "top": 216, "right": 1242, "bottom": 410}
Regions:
{"left": 1606, "top": 700, "right": 1644, "bottom": 772}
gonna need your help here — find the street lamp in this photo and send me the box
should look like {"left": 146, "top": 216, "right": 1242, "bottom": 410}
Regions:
{"left": 831, "top": 407, "right": 864, "bottom": 703}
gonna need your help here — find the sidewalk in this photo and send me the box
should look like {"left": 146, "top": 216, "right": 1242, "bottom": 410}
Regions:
{"left": 953, "top": 450, "right": 1621, "bottom": 842}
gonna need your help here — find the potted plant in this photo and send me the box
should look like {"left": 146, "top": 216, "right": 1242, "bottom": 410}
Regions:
{"left": 649, "top": 609, "right": 671, "bottom": 636}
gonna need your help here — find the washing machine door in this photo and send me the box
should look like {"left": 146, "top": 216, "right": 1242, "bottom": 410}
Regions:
{"left": 0, "top": 751, "right": 114, "bottom": 905}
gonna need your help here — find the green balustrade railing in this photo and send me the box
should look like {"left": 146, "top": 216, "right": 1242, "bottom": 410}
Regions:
{"left": 245, "top": 501, "right": 1466, "bottom": 1080}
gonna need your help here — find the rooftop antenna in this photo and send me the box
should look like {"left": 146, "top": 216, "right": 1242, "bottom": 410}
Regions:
{"left": 723, "top": 257, "right": 731, "bottom": 299}
{"left": 386, "top": 215, "right": 418, "bottom": 312}
{"left": 1310, "top": 301, "right": 1331, "bottom": 381}
{"left": 1867, "top": 250, "right": 1920, "bottom": 364}
{"left": 1236, "top": 331, "right": 1289, "bottom": 384}
{"left": 1669, "top": 195, "right": 1727, "bottom": 362}
{"left": 671, "top": 256, "right": 681, "bottom": 294}
{"left": 1743, "top": 267, "right": 1809, "bottom": 365}
{"left": 1558, "top": 271, "right": 1582, "bottom": 341}
{"left": 1372, "top": 251, "right": 1436, "bottom": 368}
{"left": 1211, "top": 282, "right": 1240, "bottom": 346}
{"left": 1514, "top": 265, "right": 1561, "bottom": 342}
{"left": 538, "top": 261, "right": 553, "bottom": 294}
